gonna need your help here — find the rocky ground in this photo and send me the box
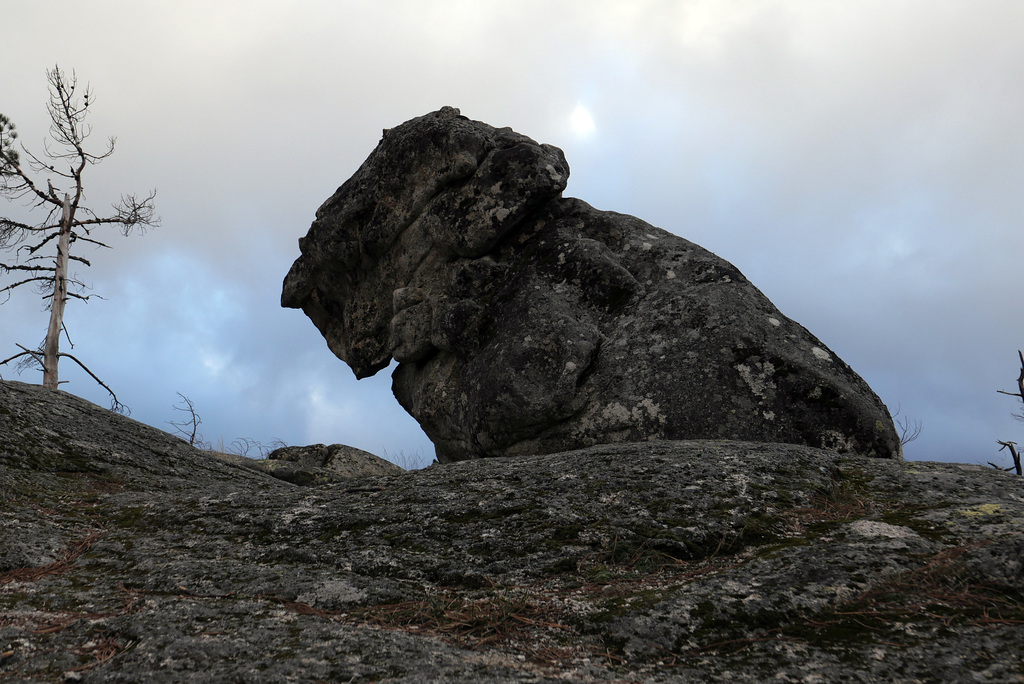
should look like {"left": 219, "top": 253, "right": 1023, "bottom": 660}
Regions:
{"left": 2, "top": 379, "right": 1023, "bottom": 682}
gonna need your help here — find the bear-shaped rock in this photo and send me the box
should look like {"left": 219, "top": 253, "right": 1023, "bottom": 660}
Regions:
{"left": 283, "top": 107, "right": 901, "bottom": 462}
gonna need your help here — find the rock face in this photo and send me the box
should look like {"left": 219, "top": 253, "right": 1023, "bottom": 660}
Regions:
{"left": 282, "top": 107, "right": 901, "bottom": 462}
{"left": 271, "top": 443, "right": 403, "bottom": 482}
{"left": 212, "top": 443, "right": 403, "bottom": 486}
{"left": 2, "top": 379, "right": 1023, "bottom": 682}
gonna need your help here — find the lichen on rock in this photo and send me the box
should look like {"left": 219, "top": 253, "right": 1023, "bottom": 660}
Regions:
{"left": 282, "top": 108, "right": 901, "bottom": 462}
{"left": 1, "top": 379, "right": 1023, "bottom": 682}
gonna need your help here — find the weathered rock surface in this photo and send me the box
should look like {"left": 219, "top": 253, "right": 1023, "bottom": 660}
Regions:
{"left": 3, "top": 380, "right": 1022, "bottom": 682}
{"left": 267, "top": 442, "right": 400, "bottom": 476}
{"left": 282, "top": 107, "right": 901, "bottom": 462}
{"left": 215, "top": 443, "right": 403, "bottom": 486}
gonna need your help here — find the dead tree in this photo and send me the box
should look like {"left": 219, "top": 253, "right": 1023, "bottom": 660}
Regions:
{"left": 891, "top": 404, "right": 923, "bottom": 447}
{"left": 992, "top": 350, "right": 1024, "bottom": 476}
{"left": 168, "top": 393, "right": 208, "bottom": 449}
{"left": 0, "top": 65, "right": 157, "bottom": 411}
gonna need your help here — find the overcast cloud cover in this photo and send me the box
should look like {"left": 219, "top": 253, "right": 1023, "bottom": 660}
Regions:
{"left": 3, "top": 1, "right": 1023, "bottom": 467}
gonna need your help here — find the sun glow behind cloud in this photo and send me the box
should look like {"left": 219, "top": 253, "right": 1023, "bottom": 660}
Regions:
{"left": 570, "top": 104, "right": 596, "bottom": 136}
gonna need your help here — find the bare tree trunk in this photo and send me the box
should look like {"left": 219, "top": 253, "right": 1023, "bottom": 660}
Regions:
{"left": 43, "top": 194, "right": 71, "bottom": 389}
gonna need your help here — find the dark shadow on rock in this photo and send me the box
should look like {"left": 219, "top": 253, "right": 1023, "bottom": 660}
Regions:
{"left": 283, "top": 107, "right": 901, "bottom": 462}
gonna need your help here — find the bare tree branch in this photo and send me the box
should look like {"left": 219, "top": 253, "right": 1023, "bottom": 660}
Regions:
{"left": 0, "top": 262, "right": 53, "bottom": 273}
{"left": 0, "top": 218, "right": 38, "bottom": 243}
{"left": 0, "top": 344, "right": 43, "bottom": 369}
{"left": 113, "top": 190, "right": 160, "bottom": 234}
{"left": 891, "top": 404, "right": 923, "bottom": 447}
{"left": 996, "top": 351, "right": 1024, "bottom": 476}
{"left": 0, "top": 150, "right": 64, "bottom": 208}
{"left": 23, "top": 230, "right": 65, "bottom": 255}
{"left": 995, "top": 441, "right": 1023, "bottom": 477}
{"left": 897, "top": 416, "right": 923, "bottom": 446}
{"left": 1, "top": 64, "right": 157, "bottom": 405}
{"left": 57, "top": 350, "right": 129, "bottom": 414}
{"left": 997, "top": 350, "right": 1024, "bottom": 397}
{"left": 168, "top": 393, "right": 206, "bottom": 448}
{"left": 0, "top": 275, "right": 52, "bottom": 295}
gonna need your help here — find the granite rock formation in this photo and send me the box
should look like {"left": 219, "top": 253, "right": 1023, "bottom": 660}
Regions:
{"left": 2, "top": 380, "right": 1022, "bottom": 682}
{"left": 210, "top": 443, "right": 401, "bottom": 486}
{"left": 267, "top": 443, "right": 402, "bottom": 484}
{"left": 282, "top": 107, "right": 901, "bottom": 462}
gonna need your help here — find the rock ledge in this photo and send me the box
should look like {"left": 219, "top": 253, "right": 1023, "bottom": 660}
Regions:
{"left": 2, "top": 380, "right": 1022, "bottom": 682}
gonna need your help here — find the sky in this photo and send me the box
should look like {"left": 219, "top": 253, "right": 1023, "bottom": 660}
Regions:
{"left": 2, "top": 1, "right": 1023, "bottom": 469}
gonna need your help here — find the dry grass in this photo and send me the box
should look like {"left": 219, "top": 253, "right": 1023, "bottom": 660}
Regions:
{"left": 353, "top": 589, "right": 569, "bottom": 645}
{"left": 822, "top": 543, "right": 1024, "bottom": 629}
{"left": 0, "top": 530, "right": 104, "bottom": 586}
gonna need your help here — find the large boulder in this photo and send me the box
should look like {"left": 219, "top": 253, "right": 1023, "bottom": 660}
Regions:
{"left": 213, "top": 443, "right": 404, "bottom": 486}
{"left": 283, "top": 107, "right": 901, "bottom": 462}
